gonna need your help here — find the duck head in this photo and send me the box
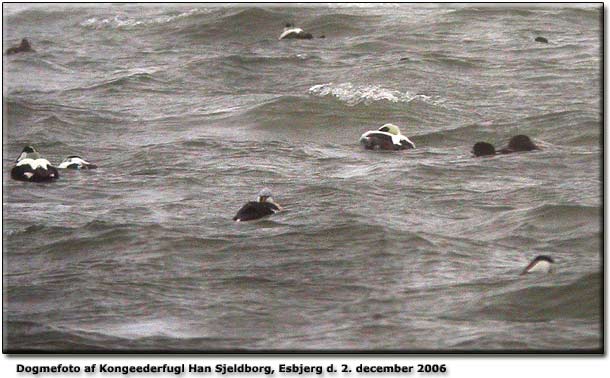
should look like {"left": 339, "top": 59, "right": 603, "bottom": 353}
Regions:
{"left": 16, "top": 145, "right": 41, "bottom": 162}
{"left": 20, "top": 38, "right": 32, "bottom": 50}
{"left": 257, "top": 187, "right": 282, "bottom": 209}
{"left": 378, "top": 123, "right": 401, "bottom": 135}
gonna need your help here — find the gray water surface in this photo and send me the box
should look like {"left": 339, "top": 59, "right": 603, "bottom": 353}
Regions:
{"left": 2, "top": 4, "right": 602, "bottom": 351}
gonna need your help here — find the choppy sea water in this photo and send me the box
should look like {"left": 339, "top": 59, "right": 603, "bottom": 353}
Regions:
{"left": 2, "top": 4, "right": 602, "bottom": 352}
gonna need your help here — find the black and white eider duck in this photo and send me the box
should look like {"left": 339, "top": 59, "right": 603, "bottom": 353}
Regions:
{"left": 278, "top": 23, "right": 313, "bottom": 40}
{"left": 5, "top": 38, "right": 35, "bottom": 55}
{"left": 11, "top": 146, "right": 59, "bottom": 182}
{"left": 472, "top": 135, "right": 539, "bottom": 157}
{"left": 233, "top": 188, "right": 282, "bottom": 222}
{"left": 58, "top": 155, "right": 98, "bottom": 169}
{"left": 520, "top": 255, "right": 554, "bottom": 275}
{"left": 359, "top": 123, "right": 415, "bottom": 151}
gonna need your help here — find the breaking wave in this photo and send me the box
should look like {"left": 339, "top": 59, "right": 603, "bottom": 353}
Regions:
{"left": 308, "top": 82, "right": 447, "bottom": 107}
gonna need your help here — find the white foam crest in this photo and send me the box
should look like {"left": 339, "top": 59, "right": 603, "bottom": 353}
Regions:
{"left": 308, "top": 82, "right": 445, "bottom": 107}
{"left": 151, "top": 8, "right": 210, "bottom": 24}
{"left": 80, "top": 8, "right": 209, "bottom": 29}
{"left": 111, "top": 67, "right": 163, "bottom": 77}
{"left": 80, "top": 15, "right": 142, "bottom": 29}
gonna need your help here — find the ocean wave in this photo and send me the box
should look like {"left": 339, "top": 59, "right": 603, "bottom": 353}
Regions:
{"left": 216, "top": 7, "right": 288, "bottom": 26}
{"left": 415, "top": 123, "right": 489, "bottom": 147}
{"left": 3, "top": 319, "right": 258, "bottom": 351}
{"left": 3, "top": 55, "right": 75, "bottom": 74}
{"left": 477, "top": 272, "right": 601, "bottom": 322}
{"left": 447, "top": 6, "right": 537, "bottom": 18}
{"left": 521, "top": 110, "right": 601, "bottom": 146}
{"left": 165, "top": 7, "right": 289, "bottom": 41}
{"left": 469, "top": 203, "right": 600, "bottom": 245}
{"left": 2, "top": 320, "right": 111, "bottom": 352}
{"left": 302, "top": 12, "right": 377, "bottom": 35}
{"left": 4, "top": 5, "right": 92, "bottom": 24}
{"left": 519, "top": 204, "right": 600, "bottom": 235}
{"left": 424, "top": 52, "right": 486, "bottom": 69}
{"left": 3, "top": 98, "right": 35, "bottom": 115}
{"left": 183, "top": 54, "right": 319, "bottom": 77}
{"left": 556, "top": 6, "right": 602, "bottom": 25}
{"left": 3, "top": 98, "right": 130, "bottom": 144}
{"left": 308, "top": 82, "right": 445, "bottom": 107}
{"left": 79, "top": 8, "right": 212, "bottom": 30}
{"left": 2, "top": 224, "right": 73, "bottom": 241}
{"left": 62, "top": 68, "right": 168, "bottom": 95}
{"left": 221, "top": 53, "right": 318, "bottom": 67}
{"left": 229, "top": 93, "right": 449, "bottom": 147}
{"left": 158, "top": 7, "right": 386, "bottom": 42}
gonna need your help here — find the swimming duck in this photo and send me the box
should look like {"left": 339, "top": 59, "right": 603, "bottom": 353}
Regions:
{"left": 233, "top": 188, "right": 282, "bottom": 222}
{"left": 10, "top": 146, "right": 59, "bottom": 182}
{"left": 472, "top": 142, "right": 496, "bottom": 157}
{"left": 498, "top": 135, "right": 539, "bottom": 154}
{"left": 58, "top": 155, "right": 98, "bottom": 169}
{"left": 472, "top": 135, "right": 539, "bottom": 157}
{"left": 359, "top": 123, "right": 415, "bottom": 151}
{"left": 5, "top": 38, "right": 35, "bottom": 55}
{"left": 279, "top": 23, "right": 313, "bottom": 40}
{"left": 521, "top": 255, "right": 554, "bottom": 275}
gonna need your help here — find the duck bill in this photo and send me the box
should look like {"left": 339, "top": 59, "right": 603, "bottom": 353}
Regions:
{"left": 15, "top": 152, "right": 27, "bottom": 162}
{"left": 268, "top": 199, "right": 283, "bottom": 211}
{"left": 520, "top": 261, "right": 537, "bottom": 275}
